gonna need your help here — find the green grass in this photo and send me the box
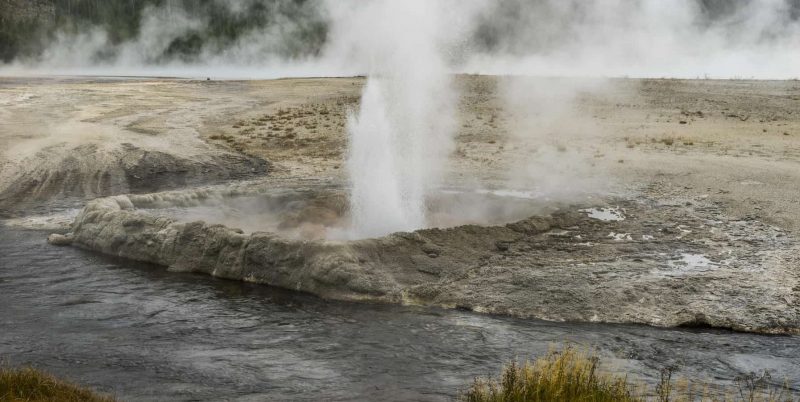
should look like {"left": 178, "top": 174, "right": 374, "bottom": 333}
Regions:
{"left": 0, "top": 365, "right": 115, "bottom": 402}
{"left": 460, "top": 347, "right": 795, "bottom": 402}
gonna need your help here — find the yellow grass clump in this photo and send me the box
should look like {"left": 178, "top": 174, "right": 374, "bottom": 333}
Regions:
{"left": 460, "top": 347, "right": 795, "bottom": 402}
{"left": 462, "top": 347, "right": 639, "bottom": 402}
{"left": 0, "top": 365, "right": 115, "bottom": 402}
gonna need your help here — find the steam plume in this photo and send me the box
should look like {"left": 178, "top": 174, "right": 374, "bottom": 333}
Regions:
{"left": 338, "top": 0, "right": 480, "bottom": 237}
{"left": 2, "top": 0, "right": 798, "bottom": 79}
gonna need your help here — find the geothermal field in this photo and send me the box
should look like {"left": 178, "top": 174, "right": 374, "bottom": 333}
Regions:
{"left": 1, "top": 0, "right": 799, "bottom": 401}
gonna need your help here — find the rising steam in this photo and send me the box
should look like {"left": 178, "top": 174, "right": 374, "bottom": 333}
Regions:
{"left": 338, "top": 0, "right": 474, "bottom": 237}
{"left": 2, "top": 0, "right": 798, "bottom": 79}
{"left": 464, "top": 0, "right": 800, "bottom": 79}
{"left": 3, "top": 0, "right": 799, "bottom": 238}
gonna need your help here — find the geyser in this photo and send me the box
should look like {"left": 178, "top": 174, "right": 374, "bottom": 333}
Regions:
{"left": 347, "top": 79, "right": 424, "bottom": 237}
{"left": 345, "top": 75, "right": 454, "bottom": 238}
{"left": 339, "top": 0, "right": 470, "bottom": 238}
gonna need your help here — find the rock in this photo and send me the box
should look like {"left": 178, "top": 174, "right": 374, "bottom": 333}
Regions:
{"left": 507, "top": 216, "right": 553, "bottom": 234}
{"left": 420, "top": 243, "right": 441, "bottom": 257}
{"left": 47, "top": 233, "right": 73, "bottom": 246}
{"left": 495, "top": 241, "right": 510, "bottom": 251}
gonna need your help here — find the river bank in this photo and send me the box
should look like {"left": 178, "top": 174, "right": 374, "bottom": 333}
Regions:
{"left": 2, "top": 226, "right": 798, "bottom": 401}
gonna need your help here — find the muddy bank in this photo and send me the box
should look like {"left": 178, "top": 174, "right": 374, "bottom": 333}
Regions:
{"left": 0, "top": 142, "right": 267, "bottom": 216}
{"left": 6, "top": 225, "right": 799, "bottom": 401}
{"left": 0, "top": 77, "right": 280, "bottom": 217}
{"left": 62, "top": 188, "right": 799, "bottom": 334}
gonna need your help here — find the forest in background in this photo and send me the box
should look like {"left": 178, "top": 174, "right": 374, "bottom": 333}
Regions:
{"left": 0, "top": 0, "right": 327, "bottom": 63}
{"left": 1, "top": 0, "right": 798, "bottom": 66}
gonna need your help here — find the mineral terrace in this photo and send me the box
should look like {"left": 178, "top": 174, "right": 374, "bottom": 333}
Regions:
{"left": 1, "top": 76, "right": 797, "bottom": 334}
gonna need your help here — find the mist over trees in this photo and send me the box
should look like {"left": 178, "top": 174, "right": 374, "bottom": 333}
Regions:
{"left": 0, "top": 0, "right": 327, "bottom": 63}
{"left": 1, "top": 0, "right": 798, "bottom": 66}
{"left": 470, "top": 0, "right": 800, "bottom": 56}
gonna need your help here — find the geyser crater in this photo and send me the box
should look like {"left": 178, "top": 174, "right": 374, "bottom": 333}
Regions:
{"left": 133, "top": 185, "right": 555, "bottom": 241}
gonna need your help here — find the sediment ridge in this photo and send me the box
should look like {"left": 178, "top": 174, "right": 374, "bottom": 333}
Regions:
{"left": 60, "top": 190, "right": 800, "bottom": 334}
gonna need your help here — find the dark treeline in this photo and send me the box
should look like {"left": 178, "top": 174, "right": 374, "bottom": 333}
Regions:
{"left": 2, "top": 0, "right": 799, "bottom": 65}
{"left": 471, "top": 0, "right": 800, "bottom": 56}
{"left": 0, "top": 0, "right": 327, "bottom": 63}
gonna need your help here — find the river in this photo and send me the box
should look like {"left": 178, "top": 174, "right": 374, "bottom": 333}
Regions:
{"left": 1, "top": 226, "right": 797, "bottom": 401}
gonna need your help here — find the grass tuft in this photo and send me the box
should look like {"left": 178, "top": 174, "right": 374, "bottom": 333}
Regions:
{"left": 460, "top": 346, "right": 796, "bottom": 402}
{"left": 0, "top": 365, "right": 115, "bottom": 402}
{"left": 462, "top": 347, "right": 639, "bottom": 402}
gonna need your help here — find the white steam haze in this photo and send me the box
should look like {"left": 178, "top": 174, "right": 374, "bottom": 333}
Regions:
{"left": 2, "top": 0, "right": 799, "bottom": 79}
{"left": 464, "top": 0, "right": 800, "bottom": 79}
{"left": 3, "top": 0, "right": 799, "bottom": 237}
{"left": 498, "top": 76, "right": 613, "bottom": 201}
{"left": 338, "top": 0, "right": 480, "bottom": 238}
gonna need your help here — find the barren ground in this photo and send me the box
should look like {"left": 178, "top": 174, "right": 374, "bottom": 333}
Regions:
{"left": 1, "top": 76, "right": 799, "bottom": 332}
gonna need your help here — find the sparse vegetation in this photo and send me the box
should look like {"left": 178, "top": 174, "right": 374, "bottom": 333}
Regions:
{"left": 0, "top": 365, "right": 114, "bottom": 402}
{"left": 625, "top": 135, "right": 703, "bottom": 149}
{"left": 462, "top": 347, "right": 640, "bottom": 402}
{"left": 461, "top": 347, "right": 795, "bottom": 402}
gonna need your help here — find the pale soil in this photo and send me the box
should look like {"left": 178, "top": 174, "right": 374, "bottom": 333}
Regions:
{"left": 186, "top": 76, "right": 800, "bottom": 235}
{"left": 2, "top": 76, "right": 798, "bottom": 232}
{"left": 2, "top": 75, "right": 799, "bottom": 331}
{"left": 0, "top": 77, "right": 268, "bottom": 216}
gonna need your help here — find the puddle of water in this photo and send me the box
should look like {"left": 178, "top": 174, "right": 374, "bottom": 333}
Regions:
{"left": 474, "top": 188, "right": 541, "bottom": 200}
{"left": 583, "top": 207, "right": 625, "bottom": 221}
{"left": 667, "top": 253, "right": 718, "bottom": 273}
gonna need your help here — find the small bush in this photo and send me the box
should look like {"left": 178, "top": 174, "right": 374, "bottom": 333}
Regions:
{"left": 461, "top": 347, "right": 795, "bottom": 402}
{"left": 462, "top": 347, "right": 640, "bottom": 402}
{"left": 0, "top": 366, "right": 114, "bottom": 402}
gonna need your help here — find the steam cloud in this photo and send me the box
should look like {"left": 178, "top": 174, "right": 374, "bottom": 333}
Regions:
{"left": 341, "top": 0, "right": 480, "bottom": 237}
{"left": 465, "top": 0, "right": 800, "bottom": 79}
{"left": 2, "top": 0, "right": 798, "bottom": 79}
{"left": 3, "top": 0, "right": 799, "bottom": 237}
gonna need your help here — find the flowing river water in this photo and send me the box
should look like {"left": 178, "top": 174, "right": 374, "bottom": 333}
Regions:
{"left": 1, "top": 225, "right": 798, "bottom": 401}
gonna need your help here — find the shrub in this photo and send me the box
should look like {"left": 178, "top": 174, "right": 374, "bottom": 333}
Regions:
{"left": 0, "top": 365, "right": 114, "bottom": 402}
{"left": 460, "top": 347, "right": 795, "bottom": 402}
{"left": 462, "top": 347, "right": 640, "bottom": 402}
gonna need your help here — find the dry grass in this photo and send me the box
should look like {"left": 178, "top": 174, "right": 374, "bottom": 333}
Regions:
{"left": 462, "top": 347, "right": 639, "bottom": 402}
{"left": 0, "top": 366, "right": 115, "bottom": 402}
{"left": 623, "top": 135, "right": 701, "bottom": 148}
{"left": 461, "top": 347, "right": 796, "bottom": 402}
